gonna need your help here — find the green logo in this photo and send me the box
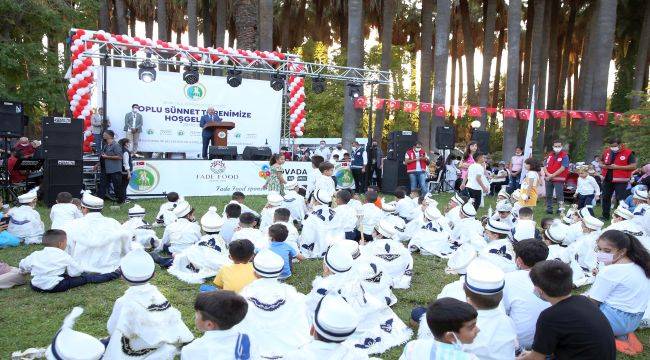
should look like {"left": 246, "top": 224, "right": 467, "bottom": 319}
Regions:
{"left": 184, "top": 83, "right": 206, "bottom": 101}
{"left": 235, "top": 132, "right": 242, "bottom": 139}
{"left": 129, "top": 163, "right": 160, "bottom": 194}
{"left": 334, "top": 164, "right": 355, "bottom": 189}
{"left": 178, "top": 130, "right": 184, "bottom": 136}
{"left": 147, "top": 129, "right": 154, "bottom": 135}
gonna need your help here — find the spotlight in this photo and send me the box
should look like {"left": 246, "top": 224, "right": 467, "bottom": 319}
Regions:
{"left": 348, "top": 83, "right": 362, "bottom": 99}
{"left": 183, "top": 65, "right": 199, "bottom": 84}
{"left": 270, "top": 73, "right": 286, "bottom": 91}
{"left": 227, "top": 68, "right": 242, "bottom": 88}
{"left": 471, "top": 120, "right": 481, "bottom": 129}
{"left": 312, "top": 77, "right": 326, "bottom": 94}
{"left": 138, "top": 59, "right": 156, "bottom": 83}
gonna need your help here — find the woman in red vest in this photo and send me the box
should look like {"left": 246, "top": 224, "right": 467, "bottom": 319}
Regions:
{"left": 600, "top": 138, "right": 637, "bottom": 220}
{"left": 404, "top": 141, "right": 429, "bottom": 193}
{"left": 543, "top": 140, "right": 570, "bottom": 214}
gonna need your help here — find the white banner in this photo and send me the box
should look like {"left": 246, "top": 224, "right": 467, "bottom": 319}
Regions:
{"left": 127, "top": 160, "right": 312, "bottom": 197}
{"left": 102, "top": 67, "right": 283, "bottom": 156}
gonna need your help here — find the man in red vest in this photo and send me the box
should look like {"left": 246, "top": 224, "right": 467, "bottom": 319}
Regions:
{"left": 543, "top": 140, "right": 570, "bottom": 214}
{"left": 404, "top": 141, "right": 429, "bottom": 193}
{"left": 600, "top": 138, "right": 637, "bottom": 220}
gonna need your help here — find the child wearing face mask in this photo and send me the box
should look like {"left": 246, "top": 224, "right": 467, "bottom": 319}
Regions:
{"left": 587, "top": 230, "right": 650, "bottom": 355}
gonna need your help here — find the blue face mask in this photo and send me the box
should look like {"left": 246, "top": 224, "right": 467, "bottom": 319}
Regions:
{"left": 450, "top": 331, "right": 464, "bottom": 351}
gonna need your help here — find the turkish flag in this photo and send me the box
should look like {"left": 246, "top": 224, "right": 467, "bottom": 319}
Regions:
{"left": 503, "top": 108, "right": 517, "bottom": 118}
{"left": 388, "top": 99, "right": 400, "bottom": 110}
{"left": 353, "top": 96, "right": 367, "bottom": 109}
{"left": 403, "top": 101, "right": 417, "bottom": 112}
{"left": 434, "top": 105, "right": 447, "bottom": 117}
{"left": 486, "top": 107, "right": 497, "bottom": 114}
{"left": 468, "top": 107, "right": 482, "bottom": 117}
{"left": 550, "top": 110, "right": 565, "bottom": 119}
{"left": 535, "top": 110, "right": 549, "bottom": 119}
{"left": 596, "top": 111, "right": 608, "bottom": 126}
{"left": 518, "top": 109, "right": 530, "bottom": 120}
{"left": 614, "top": 112, "right": 623, "bottom": 124}
{"left": 583, "top": 111, "right": 596, "bottom": 122}
{"left": 454, "top": 106, "right": 465, "bottom": 117}
{"left": 373, "top": 98, "right": 386, "bottom": 110}
{"left": 569, "top": 111, "right": 582, "bottom": 119}
{"left": 630, "top": 114, "right": 642, "bottom": 126}
{"left": 420, "top": 102, "right": 432, "bottom": 113}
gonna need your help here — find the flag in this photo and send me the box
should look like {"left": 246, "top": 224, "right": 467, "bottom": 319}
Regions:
{"left": 388, "top": 99, "right": 400, "bottom": 110}
{"left": 630, "top": 114, "right": 642, "bottom": 126}
{"left": 596, "top": 111, "right": 608, "bottom": 126}
{"left": 420, "top": 102, "right": 432, "bottom": 113}
{"left": 614, "top": 112, "right": 623, "bottom": 124}
{"left": 535, "top": 110, "right": 549, "bottom": 119}
{"left": 550, "top": 110, "right": 565, "bottom": 119}
{"left": 468, "top": 106, "right": 482, "bottom": 117}
{"left": 521, "top": 86, "right": 536, "bottom": 183}
{"left": 402, "top": 101, "right": 417, "bottom": 112}
{"left": 503, "top": 108, "right": 517, "bottom": 118}
{"left": 583, "top": 111, "right": 596, "bottom": 122}
{"left": 353, "top": 96, "right": 367, "bottom": 109}
{"left": 518, "top": 109, "right": 530, "bottom": 120}
{"left": 373, "top": 98, "right": 385, "bottom": 110}
{"left": 486, "top": 107, "right": 498, "bottom": 114}
{"left": 569, "top": 110, "right": 582, "bottom": 119}
{"left": 434, "top": 105, "right": 446, "bottom": 117}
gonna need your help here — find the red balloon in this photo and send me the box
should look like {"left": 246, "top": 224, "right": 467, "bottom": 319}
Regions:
{"left": 84, "top": 118, "right": 91, "bottom": 128}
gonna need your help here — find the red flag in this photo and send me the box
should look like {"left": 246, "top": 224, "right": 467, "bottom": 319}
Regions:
{"left": 486, "top": 107, "right": 497, "bottom": 114}
{"left": 373, "top": 98, "right": 385, "bottom": 110}
{"left": 454, "top": 106, "right": 465, "bottom": 117}
{"left": 630, "top": 114, "right": 642, "bottom": 126}
{"left": 503, "top": 108, "right": 517, "bottom": 118}
{"left": 468, "top": 107, "right": 482, "bottom": 117}
{"left": 353, "top": 96, "right": 367, "bottom": 109}
{"left": 596, "top": 111, "right": 608, "bottom": 126}
{"left": 420, "top": 102, "right": 432, "bottom": 113}
{"left": 518, "top": 109, "right": 530, "bottom": 120}
{"left": 583, "top": 111, "right": 596, "bottom": 122}
{"left": 569, "top": 110, "right": 582, "bottom": 119}
{"left": 434, "top": 104, "right": 447, "bottom": 117}
{"left": 388, "top": 99, "right": 400, "bottom": 110}
{"left": 535, "top": 110, "right": 549, "bottom": 119}
{"left": 614, "top": 112, "right": 623, "bottom": 124}
{"left": 550, "top": 110, "right": 565, "bottom": 119}
{"left": 402, "top": 101, "right": 417, "bottom": 113}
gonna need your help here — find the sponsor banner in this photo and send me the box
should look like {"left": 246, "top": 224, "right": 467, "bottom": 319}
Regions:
{"left": 127, "top": 160, "right": 311, "bottom": 197}
{"left": 103, "top": 67, "right": 282, "bottom": 156}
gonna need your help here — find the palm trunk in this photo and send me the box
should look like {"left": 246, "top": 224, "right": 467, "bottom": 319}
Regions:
{"left": 502, "top": 0, "right": 522, "bottom": 161}
{"left": 187, "top": 0, "right": 198, "bottom": 46}
{"left": 478, "top": 0, "right": 496, "bottom": 129}
{"left": 113, "top": 0, "right": 127, "bottom": 33}
{"left": 450, "top": 27, "right": 457, "bottom": 118}
{"left": 557, "top": 0, "right": 576, "bottom": 109}
{"left": 459, "top": 0, "right": 477, "bottom": 105}
{"left": 458, "top": 48, "right": 464, "bottom": 108}
{"left": 418, "top": 0, "right": 434, "bottom": 149}
{"left": 519, "top": 1, "right": 534, "bottom": 107}
{"left": 431, "top": 0, "right": 452, "bottom": 149}
{"left": 491, "top": 29, "right": 504, "bottom": 126}
{"left": 145, "top": 18, "right": 154, "bottom": 39}
{"left": 202, "top": 0, "right": 212, "bottom": 47}
{"left": 156, "top": 0, "right": 167, "bottom": 71}
{"left": 233, "top": 0, "right": 257, "bottom": 49}
{"left": 129, "top": 8, "right": 136, "bottom": 37}
{"left": 535, "top": 0, "right": 552, "bottom": 153}
{"left": 259, "top": 0, "right": 273, "bottom": 51}
{"left": 543, "top": 0, "right": 561, "bottom": 148}
{"left": 99, "top": 0, "right": 110, "bottom": 31}
{"left": 342, "top": 0, "right": 364, "bottom": 149}
{"left": 632, "top": 2, "right": 650, "bottom": 108}
{"left": 215, "top": 0, "right": 227, "bottom": 47}
{"left": 373, "top": 0, "right": 395, "bottom": 142}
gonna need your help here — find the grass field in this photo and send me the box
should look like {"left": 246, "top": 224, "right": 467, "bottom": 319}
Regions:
{"left": 0, "top": 193, "right": 648, "bottom": 359}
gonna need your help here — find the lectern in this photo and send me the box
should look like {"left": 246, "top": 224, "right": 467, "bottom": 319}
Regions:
{"left": 203, "top": 121, "right": 236, "bottom": 146}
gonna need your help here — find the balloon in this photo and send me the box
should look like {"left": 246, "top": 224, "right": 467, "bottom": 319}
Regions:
{"left": 72, "top": 94, "right": 81, "bottom": 100}
{"left": 82, "top": 70, "right": 91, "bottom": 78}
{"left": 73, "top": 39, "right": 82, "bottom": 46}
{"left": 70, "top": 77, "right": 79, "bottom": 85}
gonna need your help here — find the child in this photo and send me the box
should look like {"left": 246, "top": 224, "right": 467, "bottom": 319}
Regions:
{"left": 232, "top": 212, "right": 269, "bottom": 250}
{"left": 44, "top": 307, "right": 105, "bottom": 360}
{"left": 122, "top": 204, "right": 159, "bottom": 250}
{"left": 213, "top": 239, "right": 257, "bottom": 292}
{"left": 543, "top": 221, "right": 571, "bottom": 262}
{"left": 497, "top": 187, "right": 511, "bottom": 202}
{"left": 50, "top": 191, "right": 83, "bottom": 230}
{"left": 567, "top": 213, "right": 604, "bottom": 287}
{"left": 8, "top": 189, "right": 44, "bottom": 244}
{"left": 381, "top": 201, "right": 409, "bottom": 242}
{"left": 268, "top": 223, "right": 305, "bottom": 279}
{"left": 395, "top": 187, "right": 417, "bottom": 221}
{"left": 180, "top": 291, "right": 257, "bottom": 359}
{"left": 315, "top": 162, "right": 336, "bottom": 196}
{"left": 540, "top": 217, "right": 554, "bottom": 231}
{"left": 514, "top": 207, "right": 538, "bottom": 241}
{"left": 300, "top": 189, "right": 336, "bottom": 258}
{"left": 0, "top": 196, "right": 19, "bottom": 249}
{"left": 445, "top": 193, "right": 468, "bottom": 229}
{"left": 105, "top": 247, "right": 193, "bottom": 358}
{"left": 401, "top": 298, "right": 479, "bottom": 359}
{"left": 463, "top": 259, "right": 517, "bottom": 360}
{"left": 160, "top": 199, "right": 202, "bottom": 254}
{"left": 359, "top": 191, "right": 383, "bottom": 242}
{"left": 306, "top": 155, "right": 325, "bottom": 202}
{"left": 283, "top": 180, "right": 307, "bottom": 222}
{"left": 221, "top": 203, "right": 241, "bottom": 244}
{"left": 409, "top": 205, "right": 455, "bottom": 257}
{"left": 480, "top": 219, "right": 516, "bottom": 272}
{"left": 155, "top": 192, "right": 180, "bottom": 227}
{"left": 491, "top": 200, "right": 514, "bottom": 228}
{"left": 222, "top": 191, "right": 260, "bottom": 218}
{"left": 364, "top": 219, "right": 413, "bottom": 289}
{"left": 238, "top": 249, "right": 310, "bottom": 358}
{"left": 272, "top": 207, "right": 300, "bottom": 252}
{"left": 260, "top": 192, "right": 284, "bottom": 233}
{"left": 332, "top": 189, "right": 360, "bottom": 241}
{"left": 574, "top": 166, "right": 601, "bottom": 209}
{"left": 450, "top": 201, "right": 483, "bottom": 246}
{"left": 19, "top": 229, "right": 120, "bottom": 293}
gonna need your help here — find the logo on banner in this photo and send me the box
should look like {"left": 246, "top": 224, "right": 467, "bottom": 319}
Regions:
{"left": 184, "top": 83, "right": 206, "bottom": 101}
{"left": 129, "top": 162, "right": 160, "bottom": 194}
{"left": 258, "top": 164, "right": 272, "bottom": 179}
{"left": 178, "top": 130, "right": 185, "bottom": 136}
{"left": 210, "top": 160, "right": 226, "bottom": 174}
{"left": 334, "top": 163, "right": 355, "bottom": 189}
{"left": 147, "top": 129, "right": 154, "bottom": 135}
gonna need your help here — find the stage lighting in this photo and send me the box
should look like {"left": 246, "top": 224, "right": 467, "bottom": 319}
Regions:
{"left": 227, "top": 68, "right": 242, "bottom": 87}
{"left": 312, "top": 77, "right": 326, "bottom": 94}
{"left": 348, "top": 83, "right": 362, "bottom": 99}
{"left": 270, "top": 73, "right": 285, "bottom": 91}
{"left": 183, "top": 66, "right": 199, "bottom": 84}
{"left": 138, "top": 59, "right": 157, "bottom": 83}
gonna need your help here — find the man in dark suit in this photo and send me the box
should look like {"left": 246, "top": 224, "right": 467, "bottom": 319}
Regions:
{"left": 199, "top": 107, "right": 222, "bottom": 159}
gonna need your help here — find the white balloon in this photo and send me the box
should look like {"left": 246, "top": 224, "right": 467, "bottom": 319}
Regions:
{"left": 78, "top": 87, "right": 89, "bottom": 95}
{"left": 70, "top": 102, "right": 78, "bottom": 108}
{"left": 82, "top": 70, "right": 92, "bottom": 78}
{"left": 73, "top": 94, "right": 81, "bottom": 100}
{"left": 70, "top": 77, "right": 79, "bottom": 84}
{"left": 296, "top": 131, "right": 303, "bottom": 136}
{"left": 73, "top": 39, "right": 82, "bottom": 46}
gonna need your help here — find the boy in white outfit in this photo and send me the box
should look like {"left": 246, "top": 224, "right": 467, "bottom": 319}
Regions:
{"left": 314, "top": 162, "right": 336, "bottom": 196}
{"left": 49, "top": 191, "right": 82, "bottom": 230}
{"left": 232, "top": 212, "right": 269, "bottom": 250}
{"left": 332, "top": 189, "right": 360, "bottom": 241}
{"left": 154, "top": 192, "right": 180, "bottom": 227}
{"left": 122, "top": 204, "right": 159, "bottom": 250}
{"left": 8, "top": 188, "right": 44, "bottom": 244}
{"left": 283, "top": 180, "right": 307, "bottom": 222}
{"left": 159, "top": 200, "right": 202, "bottom": 255}
{"left": 222, "top": 191, "right": 260, "bottom": 218}
{"left": 359, "top": 191, "right": 383, "bottom": 242}
{"left": 260, "top": 192, "right": 284, "bottom": 233}
{"left": 300, "top": 189, "right": 336, "bottom": 258}
{"left": 272, "top": 207, "right": 300, "bottom": 252}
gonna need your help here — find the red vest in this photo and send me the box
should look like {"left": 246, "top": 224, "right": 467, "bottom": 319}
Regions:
{"left": 405, "top": 148, "right": 428, "bottom": 173}
{"left": 601, "top": 148, "right": 634, "bottom": 183}
{"left": 546, "top": 151, "right": 569, "bottom": 182}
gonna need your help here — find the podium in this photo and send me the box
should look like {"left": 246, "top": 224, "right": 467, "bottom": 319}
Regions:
{"left": 203, "top": 121, "right": 236, "bottom": 146}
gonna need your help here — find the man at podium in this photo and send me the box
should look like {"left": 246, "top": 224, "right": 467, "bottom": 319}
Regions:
{"left": 200, "top": 107, "right": 222, "bottom": 159}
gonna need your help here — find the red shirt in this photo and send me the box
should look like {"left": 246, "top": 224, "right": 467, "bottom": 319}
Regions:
{"left": 14, "top": 143, "right": 35, "bottom": 158}
{"left": 7, "top": 156, "right": 26, "bottom": 183}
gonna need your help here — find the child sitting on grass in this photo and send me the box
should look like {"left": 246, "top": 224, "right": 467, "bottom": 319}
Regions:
{"left": 0, "top": 195, "right": 19, "bottom": 249}
{"left": 19, "top": 229, "right": 120, "bottom": 293}
{"left": 212, "top": 239, "right": 257, "bottom": 293}
{"left": 268, "top": 223, "right": 305, "bottom": 280}
{"left": 222, "top": 191, "right": 260, "bottom": 218}
{"left": 9, "top": 189, "right": 44, "bottom": 244}
{"left": 50, "top": 191, "right": 83, "bottom": 230}
{"left": 232, "top": 212, "right": 268, "bottom": 250}
{"left": 155, "top": 191, "right": 181, "bottom": 227}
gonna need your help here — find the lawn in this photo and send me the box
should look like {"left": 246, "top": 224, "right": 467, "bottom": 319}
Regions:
{"left": 0, "top": 193, "right": 648, "bottom": 359}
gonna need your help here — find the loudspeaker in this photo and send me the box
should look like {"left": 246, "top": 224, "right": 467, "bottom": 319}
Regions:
{"left": 0, "top": 100, "right": 25, "bottom": 137}
{"left": 242, "top": 146, "right": 272, "bottom": 160}
{"left": 209, "top": 146, "right": 238, "bottom": 160}
{"left": 471, "top": 130, "right": 490, "bottom": 154}
{"left": 387, "top": 130, "right": 417, "bottom": 160}
{"left": 435, "top": 126, "right": 456, "bottom": 150}
{"left": 42, "top": 117, "right": 83, "bottom": 159}
{"left": 381, "top": 159, "right": 410, "bottom": 194}
{"left": 42, "top": 159, "right": 83, "bottom": 207}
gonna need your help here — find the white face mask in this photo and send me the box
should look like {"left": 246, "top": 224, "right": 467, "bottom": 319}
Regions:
{"left": 320, "top": 144, "right": 325, "bottom": 148}
{"left": 553, "top": 146, "right": 562, "bottom": 153}
{"left": 450, "top": 332, "right": 464, "bottom": 351}
{"left": 596, "top": 251, "right": 618, "bottom": 265}
{"left": 610, "top": 146, "right": 619, "bottom": 152}
{"left": 132, "top": 108, "right": 139, "bottom": 113}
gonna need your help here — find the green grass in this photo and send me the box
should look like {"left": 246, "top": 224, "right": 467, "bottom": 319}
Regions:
{"left": 0, "top": 193, "right": 648, "bottom": 359}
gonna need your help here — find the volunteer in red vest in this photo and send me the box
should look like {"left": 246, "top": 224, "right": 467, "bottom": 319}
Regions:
{"left": 600, "top": 138, "right": 637, "bottom": 220}
{"left": 543, "top": 140, "right": 570, "bottom": 214}
{"left": 404, "top": 141, "right": 429, "bottom": 194}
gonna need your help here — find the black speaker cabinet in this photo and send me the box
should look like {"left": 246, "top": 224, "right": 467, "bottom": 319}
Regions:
{"left": 471, "top": 130, "right": 490, "bottom": 154}
{"left": 387, "top": 130, "right": 417, "bottom": 160}
{"left": 381, "top": 159, "right": 410, "bottom": 194}
{"left": 242, "top": 146, "right": 272, "bottom": 160}
{"left": 208, "top": 146, "right": 238, "bottom": 160}
{"left": 42, "top": 117, "right": 83, "bottom": 160}
{"left": 435, "top": 126, "right": 456, "bottom": 150}
{"left": 43, "top": 159, "right": 83, "bottom": 207}
{"left": 0, "top": 100, "right": 25, "bottom": 137}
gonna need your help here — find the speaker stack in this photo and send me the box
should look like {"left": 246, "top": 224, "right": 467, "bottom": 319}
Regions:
{"left": 471, "top": 130, "right": 490, "bottom": 154}
{"left": 242, "top": 146, "right": 272, "bottom": 160}
{"left": 435, "top": 126, "right": 456, "bottom": 150}
{"left": 0, "top": 101, "right": 25, "bottom": 137}
{"left": 42, "top": 117, "right": 83, "bottom": 207}
{"left": 382, "top": 130, "right": 417, "bottom": 194}
{"left": 208, "top": 146, "right": 238, "bottom": 160}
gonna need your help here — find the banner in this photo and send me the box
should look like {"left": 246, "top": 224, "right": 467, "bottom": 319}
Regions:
{"left": 102, "top": 67, "right": 283, "bottom": 156}
{"left": 127, "top": 160, "right": 312, "bottom": 197}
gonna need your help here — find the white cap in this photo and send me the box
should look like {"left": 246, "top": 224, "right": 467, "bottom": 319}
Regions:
{"left": 447, "top": 245, "right": 477, "bottom": 275}
{"left": 464, "top": 258, "right": 505, "bottom": 295}
{"left": 424, "top": 205, "right": 443, "bottom": 220}
{"left": 315, "top": 189, "right": 334, "bottom": 205}
{"left": 46, "top": 307, "right": 104, "bottom": 360}
{"left": 633, "top": 188, "right": 648, "bottom": 201}
{"left": 485, "top": 218, "right": 512, "bottom": 235}
{"left": 511, "top": 189, "right": 522, "bottom": 202}
{"left": 324, "top": 243, "right": 353, "bottom": 274}
{"left": 267, "top": 191, "right": 284, "bottom": 206}
{"left": 545, "top": 221, "right": 569, "bottom": 244}
{"left": 614, "top": 204, "right": 634, "bottom": 220}
{"left": 460, "top": 201, "right": 476, "bottom": 218}
{"left": 285, "top": 180, "right": 298, "bottom": 190}
{"left": 497, "top": 187, "right": 510, "bottom": 200}
{"left": 120, "top": 247, "right": 155, "bottom": 283}
{"left": 81, "top": 191, "right": 103, "bottom": 210}
{"left": 128, "top": 204, "right": 146, "bottom": 217}
{"left": 337, "top": 239, "right": 361, "bottom": 259}
{"left": 252, "top": 249, "right": 284, "bottom": 278}
{"left": 496, "top": 200, "right": 513, "bottom": 213}
{"left": 173, "top": 200, "right": 192, "bottom": 218}
{"left": 313, "top": 294, "right": 359, "bottom": 342}
{"left": 583, "top": 214, "right": 604, "bottom": 231}
{"left": 18, "top": 189, "right": 37, "bottom": 204}
{"left": 381, "top": 201, "right": 397, "bottom": 213}
{"left": 374, "top": 219, "right": 397, "bottom": 238}
{"left": 577, "top": 207, "right": 592, "bottom": 219}
{"left": 200, "top": 206, "right": 224, "bottom": 233}
{"left": 451, "top": 193, "right": 466, "bottom": 206}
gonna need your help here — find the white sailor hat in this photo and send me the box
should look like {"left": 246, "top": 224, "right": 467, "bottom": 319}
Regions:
{"left": 497, "top": 187, "right": 510, "bottom": 200}
{"left": 577, "top": 207, "right": 592, "bottom": 219}
{"left": 337, "top": 239, "right": 361, "bottom": 260}
{"left": 583, "top": 214, "right": 604, "bottom": 231}
{"left": 446, "top": 245, "right": 477, "bottom": 275}
{"left": 284, "top": 180, "right": 298, "bottom": 190}
{"left": 120, "top": 247, "right": 155, "bottom": 284}
{"left": 423, "top": 193, "right": 438, "bottom": 207}
{"left": 200, "top": 206, "right": 224, "bottom": 233}
{"left": 253, "top": 249, "right": 284, "bottom": 278}
{"left": 375, "top": 219, "right": 397, "bottom": 238}
{"left": 267, "top": 191, "right": 284, "bottom": 206}
{"left": 485, "top": 218, "right": 512, "bottom": 235}
{"left": 424, "top": 205, "right": 443, "bottom": 220}
{"left": 633, "top": 188, "right": 648, "bottom": 201}
{"left": 17, "top": 189, "right": 37, "bottom": 204}
{"left": 128, "top": 204, "right": 146, "bottom": 217}
{"left": 614, "top": 204, "right": 634, "bottom": 220}
{"left": 315, "top": 189, "right": 334, "bottom": 204}
{"left": 562, "top": 207, "right": 577, "bottom": 224}
{"left": 173, "top": 200, "right": 192, "bottom": 218}
{"left": 511, "top": 189, "right": 522, "bottom": 202}
{"left": 464, "top": 258, "right": 505, "bottom": 295}
{"left": 450, "top": 193, "right": 466, "bottom": 206}
{"left": 80, "top": 191, "right": 103, "bottom": 210}
{"left": 496, "top": 199, "right": 513, "bottom": 213}
{"left": 381, "top": 201, "right": 397, "bottom": 213}
{"left": 324, "top": 243, "right": 353, "bottom": 274}
{"left": 460, "top": 200, "right": 476, "bottom": 218}
{"left": 545, "top": 221, "right": 569, "bottom": 244}
{"left": 46, "top": 307, "right": 104, "bottom": 360}
{"left": 313, "top": 294, "right": 359, "bottom": 343}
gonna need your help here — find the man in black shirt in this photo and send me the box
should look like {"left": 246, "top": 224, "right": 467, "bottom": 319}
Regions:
{"left": 517, "top": 260, "right": 615, "bottom": 360}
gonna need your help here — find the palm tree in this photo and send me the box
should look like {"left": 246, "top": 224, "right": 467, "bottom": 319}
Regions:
{"left": 259, "top": 0, "right": 273, "bottom": 51}
{"left": 187, "top": 0, "right": 197, "bottom": 46}
{"left": 99, "top": 0, "right": 110, "bottom": 31}
{"left": 114, "top": 0, "right": 128, "bottom": 34}
{"left": 233, "top": 0, "right": 257, "bottom": 49}
{"left": 215, "top": 0, "right": 227, "bottom": 47}
{"left": 342, "top": 0, "right": 364, "bottom": 149}
{"left": 373, "top": 0, "right": 395, "bottom": 141}
{"left": 478, "top": 0, "right": 496, "bottom": 129}
{"left": 502, "top": 0, "right": 522, "bottom": 160}
{"left": 418, "top": 0, "right": 434, "bottom": 149}
{"left": 431, "top": 0, "right": 452, "bottom": 149}
{"left": 459, "top": 0, "right": 477, "bottom": 105}
{"left": 632, "top": 2, "right": 650, "bottom": 108}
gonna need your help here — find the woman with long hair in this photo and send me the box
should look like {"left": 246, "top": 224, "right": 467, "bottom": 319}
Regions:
{"left": 588, "top": 230, "right": 650, "bottom": 354}
{"left": 459, "top": 141, "right": 478, "bottom": 182}
{"left": 263, "top": 153, "right": 287, "bottom": 195}
{"left": 519, "top": 157, "right": 541, "bottom": 207}
{"left": 118, "top": 138, "right": 132, "bottom": 202}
